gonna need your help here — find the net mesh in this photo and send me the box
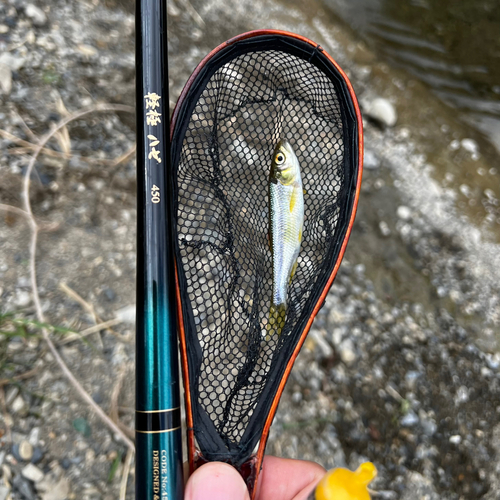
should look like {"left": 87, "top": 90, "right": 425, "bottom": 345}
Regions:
{"left": 173, "top": 42, "right": 357, "bottom": 465}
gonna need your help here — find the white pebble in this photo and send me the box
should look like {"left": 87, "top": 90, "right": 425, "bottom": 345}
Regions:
{"left": 18, "top": 440, "right": 33, "bottom": 461}
{"left": 364, "top": 149, "right": 380, "bottom": 169}
{"left": 0, "top": 63, "right": 12, "bottom": 95}
{"left": 461, "top": 138, "right": 479, "bottom": 155}
{"left": 397, "top": 206, "right": 411, "bottom": 221}
{"left": 11, "top": 395, "right": 25, "bottom": 413}
{"left": 379, "top": 221, "right": 391, "bottom": 237}
{"left": 449, "top": 435, "right": 462, "bottom": 445}
{"left": 338, "top": 338, "right": 356, "bottom": 365}
{"left": 365, "top": 97, "right": 397, "bottom": 127}
{"left": 15, "top": 290, "right": 31, "bottom": 307}
{"left": 25, "top": 4, "right": 47, "bottom": 26}
{"left": 22, "top": 463, "right": 44, "bottom": 483}
{"left": 455, "top": 385, "right": 469, "bottom": 404}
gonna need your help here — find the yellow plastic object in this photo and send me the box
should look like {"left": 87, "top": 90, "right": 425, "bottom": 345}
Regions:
{"left": 315, "top": 462, "right": 377, "bottom": 500}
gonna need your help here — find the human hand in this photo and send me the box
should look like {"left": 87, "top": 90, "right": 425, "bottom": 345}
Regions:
{"left": 184, "top": 455, "right": 325, "bottom": 500}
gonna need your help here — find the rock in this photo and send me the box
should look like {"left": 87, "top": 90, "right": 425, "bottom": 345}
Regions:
{"left": 364, "top": 97, "right": 397, "bottom": 127}
{"left": 25, "top": 4, "right": 47, "bottom": 27}
{"left": 38, "top": 477, "right": 71, "bottom": 500}
{"left": 102, "top": 287, "right": 116, "bottom": 301}
{"left": 455, "top": 385, "right": 469, "bottom": 405}
{"left": 379, "top": 221, "right": 391, "bottom": 237}
{"left": 31, "top": 447, "right": 44, "bottom": 464}
{"left": 0, "top": 53, "right": 26, "bottom": 71}
{"left": 397, "top": 206, "right": 412, "bottom": 221}
{"left": 13, "top": 474, "right": 37, "bottom": 500}
{"left": 449, "top": 434, "right": 461, "bottom": 444}
{"left": 0, "top": 485, "right": 10, "bottom": 500}
{"left": 60, "top": 458, "right": 71, "bottom": 470}
{"left": 400, "top": 411, "right": 419, "bottom": 427}
{"left": 461, "top": 138, "right": 479, "bottom": 155}
{"left": 15, "top": 290, "right": 31, "bottom": 307}
{"left": 11, "top": 395, "right": 25, "bottom": 413}
{"left": 0, "top": 63, "right": 12, "bottom": 95}
{"left": 18, "top": 440, "right": 34, "bottom": 462}
{"left": 28, "top": 428, "right": 40, "bottom": 447}
{"left": 73, "top": 417, "right": 91, "bottom": 438}
{"left": 402, "top": 472, "right": 439, "bottom": 500}
{"left": 22, "top": 464, "right": 44, "bottom": 483}
{"left": 338, "top": 338, "right": 357, "bottom": 365}
{"left": 364, "top": 148, "right": 380, "bottom": 169}
{"left": 0, "top": 25, "right": 9, "bottom": 34}
{"left": 77, "top": 44, "right": 97, "bottom": 57}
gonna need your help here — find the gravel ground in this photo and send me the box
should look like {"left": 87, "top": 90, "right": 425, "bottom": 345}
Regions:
{"left": 1, "top": 0, "right": 500, "bottom": 499}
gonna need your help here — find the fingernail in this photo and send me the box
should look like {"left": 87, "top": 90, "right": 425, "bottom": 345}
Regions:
{"left": 187, "top": 462, "right": 249, "bottom": 500}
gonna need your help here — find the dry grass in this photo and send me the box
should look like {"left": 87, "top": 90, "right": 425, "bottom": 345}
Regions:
{"left": 0, "top": 101, "right": 137, "bottom": 495}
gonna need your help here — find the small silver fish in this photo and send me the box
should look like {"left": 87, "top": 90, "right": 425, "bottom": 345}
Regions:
{"left": 267, "top": 139, "right": 304, "bottom": 338}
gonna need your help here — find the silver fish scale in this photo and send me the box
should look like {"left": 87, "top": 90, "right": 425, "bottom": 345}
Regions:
{"left": 270, "top": 178, "right": 304, "bottom": 307}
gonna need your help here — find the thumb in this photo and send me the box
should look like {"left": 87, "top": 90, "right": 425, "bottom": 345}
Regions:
{"left": 185, "top": 462, "right": 251, "bottom": 500}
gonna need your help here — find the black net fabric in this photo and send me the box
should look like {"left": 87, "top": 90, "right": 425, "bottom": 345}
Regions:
{"left": 171, "top": 35, "right": 359, "bottom": 466}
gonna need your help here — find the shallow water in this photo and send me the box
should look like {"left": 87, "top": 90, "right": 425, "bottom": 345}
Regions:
{"left": 322, "top": 0, "right": 500, "bottom": 153}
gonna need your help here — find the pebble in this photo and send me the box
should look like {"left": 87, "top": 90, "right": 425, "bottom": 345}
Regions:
{"left": 18, "top": 440, "right": 34, "bottom": 462}
{"left": 449, "top": 434, "right": 462, "bottom": 444}
{"left": 455, "top": 385, "right": 469, "bottom": 405}
{"left": 0, "top": 486, "right": 10, "bottom": 500}
{"left": 0, "top": 53, "right": 26, "bottom": 71}
{"left": 22, "top": 464, "right": 44, "bottom": 483}
{"left": 25, "top": 4, "right": 47, "bottom": 27}
{"left": 11, "top": 395, "right": 26, "bottom": 413}
{"left": 400, "top": 411, "right": 419, "bottom": 427}
{"left": 364, "top": 148, "right": 380, "bottom": 169}
{"left": 31, "top": 447, "right": 44, "bottom": 464}
{"left": 461, "top": 138, "right": 479, "bottom": 155}
{"left": 364, "top": 97, "right": 397, "bottom": 127}
{"left": 0, "top": 63, "right": 12, "bottom": 95}
{"left": 421, "top": 418, "right": 437, "bottom": 436}
{"left": 379, "top": 221, "right": 391, "bottom": 237}
{"left": 402, "top": 472, "right": 439, "bottom": 500}
{"left": 77, "top": 44, "right": 97, "bottom": 57}
{"left": 397, "top": 206, "right": 412, "bottom": 221}
{"left": 15, "top": 290, "right": 31, "bottom": 307}
{"left": 12, "top": 474, "right": 37, "bottom": 500}
{"left": 28, "top": 428, "right": 40, "bottom": 447}
{"left": 338, "top": 338, "right": 357, "bottom": 365}
{"left": 0, "top": 24, "right": 9, "bottom": 34}
{"left": 39, "top": 477, "right": 71, "bottom": 500}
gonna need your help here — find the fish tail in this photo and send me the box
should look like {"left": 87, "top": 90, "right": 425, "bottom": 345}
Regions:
{"left": 266, "top": 303, "right": 286, "bottom": 340}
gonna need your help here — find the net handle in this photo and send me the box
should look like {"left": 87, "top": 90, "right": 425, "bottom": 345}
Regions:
{"left": 170, "top": 29, "right": 364, "bottom": 499}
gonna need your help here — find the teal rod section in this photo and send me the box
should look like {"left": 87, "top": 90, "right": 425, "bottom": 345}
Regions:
{"left": 135, "top": 0, "right": 183, "bottom": 498}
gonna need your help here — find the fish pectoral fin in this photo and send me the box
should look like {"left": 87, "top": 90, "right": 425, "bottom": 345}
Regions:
{"left": 265, "top": 303, "right": 286, "bottom": 340}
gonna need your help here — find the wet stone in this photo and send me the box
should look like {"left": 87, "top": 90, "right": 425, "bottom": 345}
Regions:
{"left": 364, "top": 97, "right": 397, "bottom": 128}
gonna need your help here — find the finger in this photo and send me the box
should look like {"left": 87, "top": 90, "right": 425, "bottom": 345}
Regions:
{"left": 185, "top": 462, "right": 251, "bottom": 500}
{"left": 256, "top": 455, "right": 326, "bottom": 500}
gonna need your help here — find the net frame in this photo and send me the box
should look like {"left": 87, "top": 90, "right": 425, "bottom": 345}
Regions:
{"left": 170, "top": 30, "right": 363, "bottom": 495}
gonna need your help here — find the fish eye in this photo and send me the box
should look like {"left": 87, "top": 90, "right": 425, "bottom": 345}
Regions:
{"left": 275, "top": 152, "right": 285, "bottom": 165}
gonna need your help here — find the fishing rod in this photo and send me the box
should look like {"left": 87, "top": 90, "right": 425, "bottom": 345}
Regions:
{"left": 135, "top": 0, "right": 183, "bottom": 499}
